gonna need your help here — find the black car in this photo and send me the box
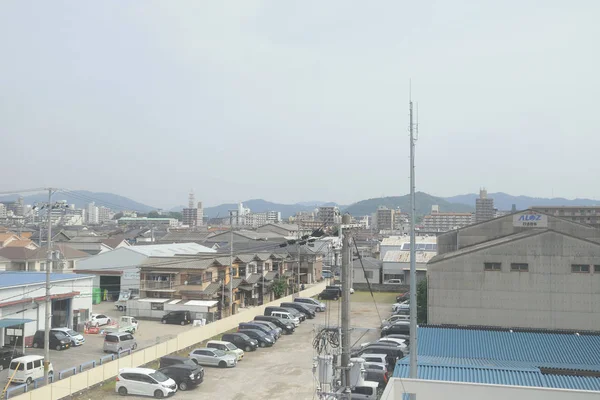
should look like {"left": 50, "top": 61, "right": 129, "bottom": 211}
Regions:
{"left": 32, "top": 330, "right": 70, "bottom": 351}
{"left": 221, "top": 333, "right": 258, "bottom": 352}
{"left": 253, "top": 315, "right": 295, "bottom": 334}
{"left": 159, "top": 364, "right": 204, "bottom": 391}
{"left": 161, "top": 310, "right": 192, "bottom": 326}
{"left": 238, "top": 329, "right": 274, "bottom": 348}
{"left": 381, "top": 322, "right": 410, "bottom": 337}
{"left": 364, "top": 367, "right": 389, "bottom": 389}
{"left": 0, "top": 348, "right": 24, "bottom": 370}
{"left": 159, "top": 355, "right": 202, "bottom": 370}
{"left": 325, "top": 286, "right": 343, "bottom": 296}
{"left": 249, "top": 320, "right": 282, "bottom": 339}
{"left": 396, "top": 292, "right": 409, "bottom": 303}
{"left": 280, "top": 302, "right": 316, "bottom": 319}
{"left": 238, "top": 323, "right": 277, "bottom": 341}
{"left": 318, "top": 289, "right": 340, "bottom": 300}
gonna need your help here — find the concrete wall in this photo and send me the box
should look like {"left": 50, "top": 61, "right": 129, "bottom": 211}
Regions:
{"left": 383, "top": 378, "right": 599, "bottom": 400}
{"left": 9, "top": 282, "right": 327, "bottom": 400}
{"left": 428, "top": 230, "right": 600, "bottom": 330}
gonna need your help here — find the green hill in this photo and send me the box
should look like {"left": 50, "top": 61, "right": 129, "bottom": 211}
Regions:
{"left": 343, "top": 192, "right": 473, "bottom": 216}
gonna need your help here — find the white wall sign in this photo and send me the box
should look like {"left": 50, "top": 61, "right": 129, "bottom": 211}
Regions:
{"left": 513, "top": 213, "right": 548, "bottom": 228}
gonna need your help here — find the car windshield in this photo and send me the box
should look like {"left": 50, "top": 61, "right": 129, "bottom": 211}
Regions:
{"left": 9, "top": 361, "right": 24, "bottom": 370}
{"left": 150, "top": 371, "right": 169, "bottom": 382}
{"left": 226, "top": 343, "right": 237, "bottom": 350}
{"left": 54, "top": 332, "right": 67, "bottom": 340}
{"left": 66, "top": 329, "right": 78, "bottom": 336}
{"left": 182, "top": 359, "right": 197, "bottom": 368}
{"left": 212, "top": 349, "right": 226, "bottom": 357}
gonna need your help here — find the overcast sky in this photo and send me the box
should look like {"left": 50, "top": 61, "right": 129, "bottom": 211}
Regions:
{"left": 1, "top": 1, "right": 598, "bottom": 208}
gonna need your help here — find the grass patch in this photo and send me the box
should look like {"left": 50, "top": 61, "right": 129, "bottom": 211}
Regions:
{"left": 99, "top": 379, "right": 116, "bottom": 392}
{"left": 351, "top": 291, "right": 398, "bottom": 304}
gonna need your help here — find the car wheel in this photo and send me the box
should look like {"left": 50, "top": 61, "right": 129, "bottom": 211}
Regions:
{"left": 118, "top": 347, "right": 123, "bottom": 353}
{"left": 218, "top": 361, "right": 226, "bottom": 368}
{"left": 118, "top": 306, "right": 124, "bottom": 311}
{"left": 191, "top": 358, "right": 198, "bottom": 364}
{"left": 180, "top": 321, "right": 185, "bottom": 326}
{"left": 118, "top": 387, "right": 128, "bottom": 396}
{"left": 161, "top": 320, "right": 167, "bottom": 324}
{"left": 107, "top": 319, "right": 111, "bottom": 325}
{"left": 132, "top": 343, "right": 137, "bottom": 350}
{"left": 26, "top": 377, "right": 32, "bottom": 385}
{"left": 33, "top": 342, "right": 39, "bottom": 348}
{"left": 154, "top": 390, "right": 164, "bottom": 399}
{"left": 245, "top": 345, "right": 251, "bottom": 352}
{"left": 179, "top": 381, "right": 188, "bottom": 391}
{"left": 0, "top": 365, "right": 3, "bottom": 371}
{"left": 55, "top": 345, "right": 61, "bottom": 351}
{"left": 259, "top": 342, "right": 265, "bottom": 348}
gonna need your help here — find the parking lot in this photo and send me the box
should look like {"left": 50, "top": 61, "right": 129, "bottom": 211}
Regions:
{"left": 80, "top": 292, "right": 396, "bottom": 400}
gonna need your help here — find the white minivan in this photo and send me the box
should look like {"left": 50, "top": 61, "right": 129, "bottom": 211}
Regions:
{"left": 116, "top": 368, "right": 177, "bottom": 398}
{"left": 270, "top": 311, "right": 300, "bottom": 327}
{"left": 9, "top": 355, "right": 53, "bottom": 385}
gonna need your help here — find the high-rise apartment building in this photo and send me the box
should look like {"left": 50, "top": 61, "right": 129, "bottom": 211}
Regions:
{"left": 266, "top": 210, "right": 281, "bottom": 223}
{"left": 182, "top": 192, "right": 203, "bottom": 227}
{"left": 475, "top": 189, "right": 494, "bottom": 223}
{"left": 98, "top": 206, "right": 112, "bottom": 223}
{"left": 318, "top": 206, "right": 340, "bottom": 226}
{"left": 0, "top": 204, "right": 6, "bottom": 219}
{"left": 423, "top": 206, "right": 474, "bottom": 232}
{"left": 86, "top": 202, "right": 99, "bottom": 224}
{"left": 376, "top": 207, "right": 394, "bottom": 230}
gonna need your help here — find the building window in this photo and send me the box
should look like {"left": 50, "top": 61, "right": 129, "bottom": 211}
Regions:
{"left": 595, "top": 266, "right": 600, "bottom": 273}
{"left": 204, "top": 271, "right": 213, "bottom": 282}
{"left": 510, "top": 263, "right": 529, "bottom": 272}
{"left": 484, "top": 262, "right": 501, "bottom": 271}
{"left": 571, "top": 264, "right": 590, "bottom": 273}
{"left": 151, "top": 302, "right": 164, "bottom": 311}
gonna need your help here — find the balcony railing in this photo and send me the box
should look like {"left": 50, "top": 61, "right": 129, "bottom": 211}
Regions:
{"left": 140, "top": 280, "right": 175, "bottom": 290}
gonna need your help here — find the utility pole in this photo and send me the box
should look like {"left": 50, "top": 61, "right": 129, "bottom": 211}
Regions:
{"left": 340, "top": 214, "right": 352, "bottom": 399}
{"left": 44, "top": 188, "right": 54, "bottom": 384}
{"left": 229, "top": 211, "right": 234, "bottom": 316}
{"left": 294, "top": 230, "right": 300, "bottom": 298}
{"left": 408, "top": 92, "right": 418, "bottom": 398}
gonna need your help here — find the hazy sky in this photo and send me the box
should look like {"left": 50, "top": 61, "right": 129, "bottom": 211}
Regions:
{"left": 1, "top": 1, "right": 599, "bottom": 208}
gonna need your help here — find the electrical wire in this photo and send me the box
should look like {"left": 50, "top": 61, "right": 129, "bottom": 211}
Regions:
{"left": 353, "top": 238, "right": 382, "bottom": 323}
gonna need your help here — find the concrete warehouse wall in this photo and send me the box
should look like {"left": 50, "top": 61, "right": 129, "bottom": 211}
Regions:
{"left": 9, "top": 282, "right": 327, "bottom": 400}
{"left": 353, "top": 283, "right": 408, "bottom": 293}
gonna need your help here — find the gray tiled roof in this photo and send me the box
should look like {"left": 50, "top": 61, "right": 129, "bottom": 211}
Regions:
{"left": 140, "top": 257, "right": 215, "bottom": 270}
{"left": 231, "top": 278, "right": 243, "bottom": 289}
{"left": 236, "top": 254, "right": 256, "bottom": 263}
{"left": 264, "top": 271, "right": 278, "bottom": 281}
{"left": 201, "top": 282, "right": 221, "bottom": 296}
{"left": 244, "top": 273, "right": 262, "bottom": 284}
{"left": 238, "top": 284, "right": 254, "bottom": 291}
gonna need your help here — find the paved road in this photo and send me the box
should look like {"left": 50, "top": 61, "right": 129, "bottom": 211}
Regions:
{"left": 83, "top": 297, "right": 387, "bottom": 400}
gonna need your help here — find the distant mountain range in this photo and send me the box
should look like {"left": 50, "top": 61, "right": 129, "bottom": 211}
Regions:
{"left": 4, "top": 190, "right": 600, "bottom": 219}
{"left": 444, "top": 192, "right": 600, "bottom": 211}
{"left": 0, "top": 191, "right": 157, "bottom": 213}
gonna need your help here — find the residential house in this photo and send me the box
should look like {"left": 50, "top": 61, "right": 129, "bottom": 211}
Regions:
{"left": 65, "top": 236, "right": 130, "bottom": 255}
{"left": 382, "top": 250, "right": 435, "bottom": 285}
{"left": 0, "top": 232, "right": 38, "bottom": 249}
{"left": 0, "top": 243, "right": 89, "bottom": 272}
{"left": 352, "top": 256, "right": 383, "bottom": 284}
{"left": 157, "top": 230, "right": 211, "bottom": 245}
{"left": 0, "top": 256, "right": 10, "bottom": 271}
{"left": 256, "top": 223, "right": 301, "bottom": 237}
{"left": 287, "top": 244, "right": 324, "bottom": 285}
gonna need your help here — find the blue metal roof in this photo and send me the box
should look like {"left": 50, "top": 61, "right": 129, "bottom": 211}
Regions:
{"left": 0, "top": 318, "right": 34, "bottom": 328}
{"left": 417, "top": 327, "right": 600, "bottom": 370}
{"left": 393, "top": 362, "right": 600, "bottom": 391}
{"left": 0, "top": 272, "right": 92, "bottom": 289}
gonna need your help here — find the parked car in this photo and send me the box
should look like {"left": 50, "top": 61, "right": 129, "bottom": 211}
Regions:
{"left": 318, "top": 289, "right": 340, "bottom": 300}
{"left": 391, "top": 301, "right": 410, "bottom": 312}
{"left": 267, "top": 310, "right": 300, "bottom": 327}
{"left": 9, "top": 355, "right": 52, "bottom": 384}
{"left": 161, "top": 310, "right": 192, "bottom": 326}
{"left": 237, "top": 329, "right": 274, "bottom": 348}
{"left": 363, "top": 357, "right": 388, "bottom": 371}
{"left": 364, "top": 367, "right": 389, "bottom": 389}
{"left": 377, "top": 338, "right": 408, "bottom": 351}
{"left": 281, "top": 307, "right": 306, "bottom": 322}
{"left": 326, "top": 284, "right": 354, "bottom": 295}
{"left": 188, "top": 348, "right": 237, "bottom": 368}
{"left": 158, "top": 363, "right": 203, "bottom": 391}
{"left": 280, "top": 302, "right": 316, "bottom": 319}
{"left": 51, "top": 327, "right": 85, "bottom": 346}
{"left": 249, "top": 320, "right": 283, "bottom": 339}
{"left": 384, "top": 334, "right": 410, "bottom": 343}
{"left": 159, "top": 355, "right": 203, "bottom": 370}
{"left": 381, "top": 321, "right": 410, "bottom": 337}
{"left": 104, "top": 332, "right": 138, "bottom": 353}
{"left": 358, "top": 345, "right": 404, "bottom": 370}
{"left": 90, "top": 314, "right": 112, "bottom": 327}
{"left": 206, "top": 340, "right": 244, "bottom": 361}
{"left": 385, "top": 279, "right": 403, "bottom": 284}
{"left": 253, "top": 315, "right": 295, "bottom": 334}
{"left": 392, "top": 308, "right": 410, "bottom": 316}
{"left": 32, "top": 330, "right": 70, "bottom": 351}
{"left": 381, "top": 314, "right": 410, "bottom": 328}
{"left": 294, "top": 297, "right": 326, "bottom": 312}
{"left": 396, "top": 292, "right": 409, "bottom": 302}
{"left": 238, "top": 322, "right": 277, "bottom": 341}
{"left": 115, "top": 367, "right": 177, "bottom": 398}
{"left": 221, "top": 333, "right": 258, "bottom": 352}
{"left": 0, "top": 348, "right": 24, "bottom": 371}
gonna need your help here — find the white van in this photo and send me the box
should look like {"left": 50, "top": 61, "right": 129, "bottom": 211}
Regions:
{"left": 270, "top": 311, "right": 300, "bottom": 327}
{"left": 9, "top": 355, "right": 53, "bottom": 385}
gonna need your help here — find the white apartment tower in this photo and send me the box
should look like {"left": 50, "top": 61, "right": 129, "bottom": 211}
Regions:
{"left": 86, "top": 202, "right": 99, "bottom": 224}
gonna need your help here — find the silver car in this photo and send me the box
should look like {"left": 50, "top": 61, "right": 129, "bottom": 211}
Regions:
{"left": 188, "top": 348, "right": 237, "bottom": 368}
{"left": 294, "top": 297, "right": 326, "bottom": 312}
{"left": 51, "top": 327, "right": 85, "bottom": 346}
{"left": 103, "top": 332, "right": 137, "bottom": 353}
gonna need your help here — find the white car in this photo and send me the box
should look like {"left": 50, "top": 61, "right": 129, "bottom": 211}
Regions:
{"left": 90, "top": 313, "right": 112, "bottom": 327}
{"left": 116, "top": 368, "right": 177, "bottom": 398}
{"left": 51, "top": 327, "right": 85, "bottom": 346}
{"left": 391, "top": 301, "right": 410, "bottom": 312}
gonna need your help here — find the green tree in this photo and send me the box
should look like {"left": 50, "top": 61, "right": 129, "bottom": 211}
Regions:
{"left": 147, "top": 211, "right": 161, "bottom": 218}
{"left": 169, "top": 211, "right": 182, "bottom": 221}
{"left": 272, "top": 279, "right": 288, "bottom": 299}
{"left": 113, "top": 212, "right": 123, "bottom": 220}
{"left": 417, "top": 277, "right": 428, "bottom": 324}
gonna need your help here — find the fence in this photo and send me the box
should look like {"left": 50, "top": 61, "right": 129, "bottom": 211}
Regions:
{"left": 353, "top": 283, "right": 408, "bottom": 292}
{"left": 7, "top": 282, "right": 327, "bottom": 400}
